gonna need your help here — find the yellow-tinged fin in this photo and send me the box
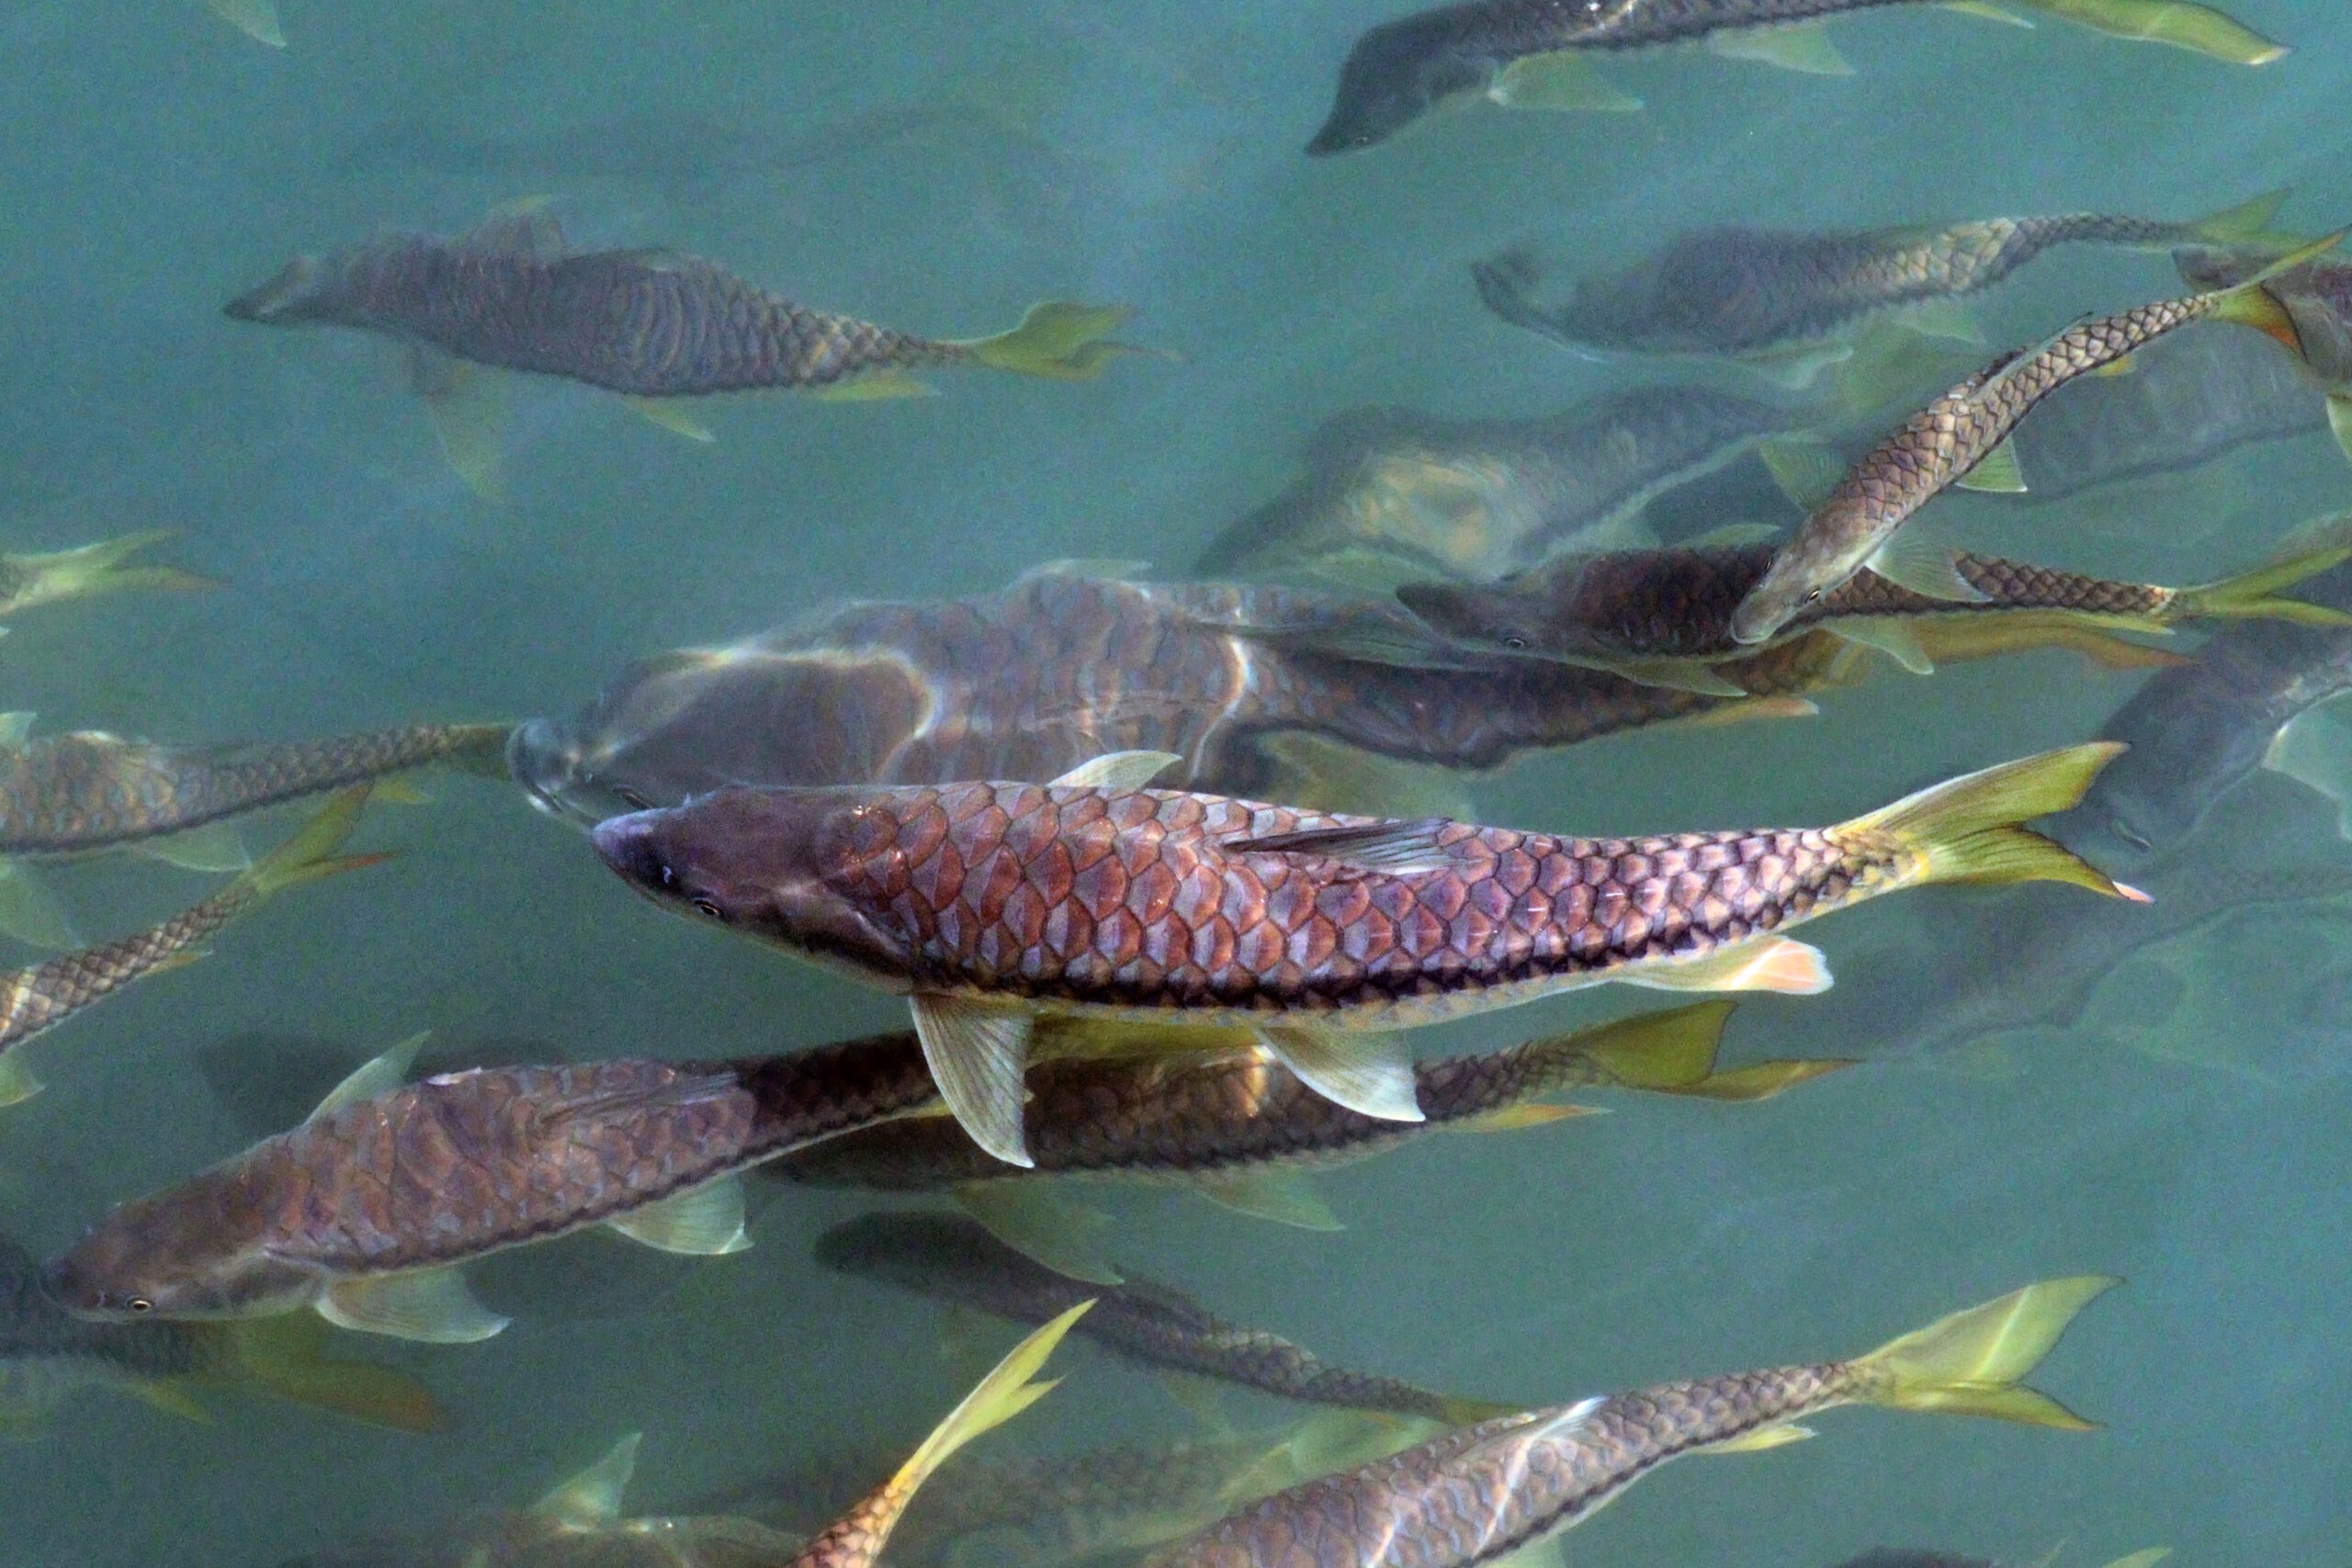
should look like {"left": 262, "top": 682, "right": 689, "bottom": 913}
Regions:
{"left": 1758, "top": 436, "right": 1847, "bottom": 510}
{"left": 222, "top": 1316, "right": 446, "bottom": 1432}
{"left": 1, "top": 530, "right": 220, "bottom": 614}
{"left": 136, "top": 822, "right": 250, "bottom": 874}
{"left": 1544, "top": 1001, "right": 1856, "bottom": 1101}
{"left": 1457, "top": 1102, "right": 1596, "bottom": 1131}
{"left": 956, "top": 301, "right": 1139, "bottom": 381}
{"left": 0, "top": 1053, "right": 43, "bottom": 1109}
{"left": 535, "top": 1433, "right": 640, "bottom": 1522}
{"left": 123, "top": 1379, "right": 212, "bottom": 1424}
{"left": 0, "top": 713, "right": 31, "bottom": 748}
{"left": 242, "top": 786, "right": 386, "bottom": 898}
{"left": 2213, "top": 228, "right": 2349, "bottom": 355}
{"left": 910, "top": 993, "right": 1036, "bottom": 1168}
{"left": 319, "top": 1265, "right": 511, "bottom": 1344}
{"left": 1607, "top": 659, "right": 1755, "bottom": 697}
{"left": 1902, "top": 297, "right": 1988, "bottom": 347}
{"left": 1828, "top": 616, "right": 1935, "bottom": 676}
{"left": 2005, "top": 0, "right": 2286, "bottom": 62}
{"left": 1709, "top": 1421, "right": 1815, "bottom": 1452}
{"left": 1190, "top": 1168, "right": 1344, "bottom": 1231}
{"left": 307, "top": 1032, "right": 428, "bottom": 1122}
{"left": 2190, "top": 187, "right": 2291, "bottom": 243}
{"left": 0, "top": 860, "right": 82, "bottom": 951}
{"left": 622, "top": 397, "right": 717, "bottom": 444}
{"left": 1487, "top": 52, "right": 1644, "bottom": 111}
{"left": 1940, "top": 0, "right": 2036, "bottom": 25}
{"left": 414, "top": 354, "right": 510, "bottom": 503}
{"left": 1256, "top": 732, "right": 1479, "bottom": 821}
{"left": 814, "top": 370, "right": 936, "bottom": 401}
{"left": 2326, "top": 394, "right": 2352, "bottom": 468}
{"left": 205, "top": 0, "right": 285, "bottom": 46}
{"left": 955, "top": 1182, "right": 1123, "bottom": 1286}
{"left": 1674, "top": 694, "right": 1822, "bottom": 729}
{"left": 882, "top": 1302, "right": 1088, "bottom": 1521}
{"left": 1866, "top": 529, "right": 1994, "bottom": 604}
{"left": 2165, "top": 521, "right": 2352, "bottom": 627}
{"left": 1907, "top": 613, "right": 2185, "bottom": 671}
{"left": 1704, "top": 21, "right": 1853, "bottom": 74}
{"left": 1842, "top": 744, "right": 2145, "bottom": 900}
{"left": 1619, "top": 935, "right": 1833, "bottom": 995}
{"left": 1049, "top": 750, "right": 1183, "bottom": 791}
{"left": 1953, "top": 435, "right": 2029, "bottom": 493}
{"left": 2098, "top": 1551, "right": 2173, "bottom": 1568}
{"left": 605, "top": 1175, "right": 752, "bottom": 1256}
{"left": 1850, "top": 1274, "right": 2119, "bottom": 1428}
{"left": 1258, "top": 1026, "right": 1424, "bottom": 1122}
{"left": 2262, "top": 698, "right": 2352, "bottom": 838}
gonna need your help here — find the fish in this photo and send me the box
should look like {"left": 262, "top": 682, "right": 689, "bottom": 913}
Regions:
{"left": 0, "top": 1231, "right": 440, "bottom": 1434}
{"left": 0, "top": 530, "right": 218, "bottom": 625}
{"left": 1470, "top": 191, "right": 2288, "bottom": 367}
{"left": 816, "top": 1211, "right": 1508, "bottom": 1425}
{"left": 590, "top": 743, "right": 2140, "bottom": 1167}
{"left": 1389, "top": 524, "right": 2352, "bottom": 691}
{"left": 0, "top": 788, "right": 387, "bottom": 1109}
{"left": 1307, "top": 0, "right": 2285, "bottom": 155}
{"left": 1193, "top": 392, "right": 1809, "bottom": 588}
{"left": 2175, "top": 242, "right": 2352, "bottom": 461}
{"left": 1730, "top": 235, "right": 2342, "bottom": 646}
{"left": 202, "top": 0, "right": 284, "bottom": 48}
{"left": 226, "top": 209, "right": 1136, "bottom": 491}
{"left": 277, "top": 1306, "right": 1084, "bottom": 1568}
{"left": 41, "top": 1023, "right": 945, "bottom": 1341}
{"left": 1140, "top": 1276, "right": 2117, "bottom": 1568}
{"left": 775, "top": 1003, "right": 1846, "bottom": 1248}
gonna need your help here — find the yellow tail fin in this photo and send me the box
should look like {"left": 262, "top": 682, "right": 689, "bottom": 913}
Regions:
{"left": 1843, "top": 744, "right": 2144, "bottom": 900}
{"left": 2167, "top": 517, "right": 2352, "bottom": 627}
{"left": 1850, "top": 1275, "right": 2119, "bottom": 1429}
{"left": 888, "top": 1300, "right": 1088, "bottom": 1503}
{"left": 241, "top": 787, "right": 386, "bottom": 899}
{"left": 958, "top": 301, "right": 1140, "bottom": 380}
{"left": 1, "top": 531, "right": 220, "bottom": 616}
{"left": 2212, "top": 228, "right": 2347, "bottom": 355}
{"left": 2004, "top": 0, "right": 2286, "bottom": 63}
{"left": 220, "top": 1316, "right": 445, "bottom": 1431}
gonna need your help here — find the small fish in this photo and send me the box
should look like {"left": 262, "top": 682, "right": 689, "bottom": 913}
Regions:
{"left": 1308, "top": 0, "right": 2284, "bottom": 155}
{"left": 1472, "top": 191, "right": 2288, "bottom": 366}
{"left": 0, "top": 1231, "right": 439, "bottom": 1434}
{"left": 776, "top": 1004, "right": 1846, "bottom": 1247}
{"left": 590, "top": 744, "right": 2139, "bottom": 1168}
{"left": 1393, "top": 525, "right": 2352, "bottom": 690}
{"left": 1143, "top": 1277, "right": 2117, "bottom": 1568}
{"left": 0, "top": 788, "right": 386, "bottom": 1109}
{"left": 1732, "top": 235, "right": 2341, "bottom": 646}
{"left": 42, "top": 1026, "right": 943, "bottom": 1341}
{"left": 0, "top": 530, "right": 218, "bottom": 625}
{"left": 1193, "top": 392, "right": 1806, "bottom": 587}
{"left": 818, "top": 1211, "right": 1506, "bottom": 1425}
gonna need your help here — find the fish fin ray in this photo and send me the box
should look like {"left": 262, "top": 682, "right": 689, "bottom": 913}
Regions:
{"left": 910, "top": 995, "right": 1035, "bottom": 1168}
{"left": 535, "top": 1433, "right": 642, "bottom": 1522}
{"left": 1852, "top": 1274, "right": 2118, "bottom": 1428}
{"left": 1190, "top": 1169, "right": 1344, "bottom": 1231}
{"left": 224, "top": 1315, "right": 446, "bottom": 1432}
{"left": 1710, "top": 1422, "right": 1815, "bottom": 1452}
{"left": 2001, "top": 0, "right": 2285, "bottom": 63}
{"left": 1846, "top": 744, "right": 2143, "bottom": 899}
{"left": 1828, "top": 616, "right": 1936, "bottom": 674}
{"left": 1954, "top": 436, "right": 2029, "bottom": 493}
{"left": 952, "top": 1183, "right": 1123, "bottom": 1285}
{"left": 0, "top": 1054, "right": 44, "bottom": 1108}
{"left": 318, "top": 1268, "right": 510, "bottom": 1344}
{"left": 1048, "top": 751, "right": 1183, "bottom": 791}
{"left": 204, "top": 0, "right": 285, "bottom": 45}
{"left": 136, "top": 821, "right": 251, "bottom": 874}
{"left": 1865, "top": 532, "right": 1995, "bottom": 604}
{"left": 605, "top": 1175, "right": 751, "bottom": 1256}
{"left": 621, "top": 398, "right": 718, "bottom": 443}
{"left": 1618, "top": 937, "right": 1832, "bottom": 995}
{"left": 1487, "top": 53, "right": 1643, "bottom": 111}
{"left": 813, "top": 370, "right": 936, "bottom": 401}
{"left": 1257, "top": 1027, "right": 1423, "bottom": 1122}
{"left": 307, "top": 1032, "right": 429, "bottom": 1122}
{"left": 955, "top": 301, "right": 1140, "bottom": 381}
{"left": 1225, "top": 818, "right": 1464, "bottom": 874}
{"left": 1756, "top": 437, "right": 1846, "bottom": 510}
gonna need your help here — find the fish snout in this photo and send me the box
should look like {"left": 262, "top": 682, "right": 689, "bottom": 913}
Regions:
{"left": 40, "top": 1248, "right": 147, "bottom": 1321}
{"left": 591, "top": 810, "right": 684, "bottom": 900}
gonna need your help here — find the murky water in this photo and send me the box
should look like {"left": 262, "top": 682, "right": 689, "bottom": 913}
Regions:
{"left": 2, "top": 0, "right": 2346, "bottom": 1562}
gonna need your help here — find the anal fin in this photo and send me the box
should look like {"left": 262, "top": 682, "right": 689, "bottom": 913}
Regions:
{"left": 1705, "top": 21, "right": 1854, "bottom": 74}
{"left": 1258, "top": 1027, "right": 1423, "bottom": 1122}
{"left": 813, "top": 370, "right": 936, "bottom": 401}
{"left": 954, "top": 1182, "right": 1123, "bottom": 1285}
{"left": 319, "top": 1267, "right": 510, "bottom": 1343}
{"left": 1190, "top": 1168, "right": 1344, "bottom": 1231}
{"left": 535, "top": 1434, "right": 642, "bottom": 1523}
{"left": 1487, "top": 52, "right": 1643, "bottom": 112}
{"left": 1953, "top": 436, "right": 2029, "bottom": 493}
{"left": 136, "top": 821, "right": 250, "bottom": 874}
{"left": 1619, "top": 937, "right": 1832, "bottom": 996}
{"left": 605, "top": 1175, "right": 751, "bottom": 1256}
{"left": 910, "top": 994, "right": 1037, "bottom": 1168}
{"left": 1710, "top": 1422, "right": 1815, "bottom": 1452}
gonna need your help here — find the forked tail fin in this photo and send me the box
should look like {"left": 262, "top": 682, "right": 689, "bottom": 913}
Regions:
{"left": 1849, "top": 1275, "right": 2119, "bottom": 1429}
{"left": 2002, "top": 0, "right": 2286, "bottom": 64}
{"left": 959, "top": 302, "right": 1144, "bottom": 380}
{"left": 1840, "top": 744, "right": 2145, "bottom": 900}
{"left": 2166, "top": 516, "right": 2352, "bottom": 628}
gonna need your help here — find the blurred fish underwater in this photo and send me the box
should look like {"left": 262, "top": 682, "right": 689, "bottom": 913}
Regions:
{"left": 2, "top": 0, "right": 2346, "bottom": 1565}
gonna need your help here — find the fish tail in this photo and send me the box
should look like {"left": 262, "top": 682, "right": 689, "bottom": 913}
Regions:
{"left": 205, "top": 0, "right": 287, "bottom": 47}
{"left": 2000, "top": 0, "right": 2285, "bottom": 63}
{"left": 955, "top": 301, "right": 1142, "bottom": 380}
{"left": 1842, "top": 744, "right": 2144, "bottom": 900}
{"left": 869, "top": 1303, "right": 1088, "bottom": 1527}
{"left": 2211, "top": 228, "right": 2350, "bottom": 355}
{"left": 221, "top": 1316, "right": 446, "bottom": 1432}
{"left": 2165, "top": 517, "right": 2352, "bottom": 627}
{"left": 1849, "top": 1275, "right": 2119, "bottom": 1429}
{"left": 4, "top": 531, "right": 220, "bottom": 611}
{"left": 240, "top": 786, "right": 386, "bottom": 899}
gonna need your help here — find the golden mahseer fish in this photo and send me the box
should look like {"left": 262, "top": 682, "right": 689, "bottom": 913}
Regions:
{"left": 1390, "top": 525, "right": 2352, "bottom": 693}
{"left": 820, "top": 1211, "right": 1509, "bottom": 1425}
{"left": 1308, "top": 0, "right": 2284, "bottom": 154}
{"left": 279, "top": 1307, "right": 1084, "bottom": 1568}
{"left": 0, "top": 789, "right": 385, "bottom": 1108}
{"left": 2177, "top": 240, "right": 2352, "bottom": 461}
{"left": 0, "top": 529, "right": 217, "bottom": 626}
{"left": 42, "top": 1026, "right": 944, "bottom": 1341}
{"left": 1141, "top": 1277, "right": 2117, "bottom": 1568}
{"left": 0, "top": 1231, "right": 439, "bottom": 1434}
{"left": 1731, "top": 233, "right": 2340, "bottom": 646}
{"left": 590, "top": 743, "right": 2139, "bottom": 1167}
{"left": 1470, "top": 191, "right": 2286, "bottom": 369}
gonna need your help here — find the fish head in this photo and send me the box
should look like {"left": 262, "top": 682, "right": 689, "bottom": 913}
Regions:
{"left": 506, "top": 716, "right": 658, "bottom": 828}
{"left": 45, "top": 1177, "right": 315, "bottom": 1323}
{"left": 1395, "top": 580, "right": 1582, "bottom": 660}
{"left": 1306, "top": 15, "right": 1487, "bottom": 156}
{"left": 222, "top": 254, "right": 334, "bottom": 324}
{"left": 591, "top": 788, "right": 915, "bottom": 978}
{"left": 1727, "top": 531, "right": 1854, "bottom": 647}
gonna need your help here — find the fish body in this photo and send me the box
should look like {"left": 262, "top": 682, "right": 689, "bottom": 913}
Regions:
{"left": 44, "top": 1032, "right": 939, "bottom": 1338}
{"left": 0, "top": 722, "right": 509, "bottom": 859}
{"left": 227, "top": 216, "right": 1130, "bottom": 400}
{"left": 1309, "top": 0, "right": 2283, "bottom": 153}
{"left": 1731, "top": 259, "right": 2321, "bottom": 644}
{"left": 1195, "top": 392, "right": 1804, "bottom": 586}
{"left": 1144, "top": 1278, "right": 2114, "bottom": 1568}
{"left": 818, "top": 1212, "right": 1497, "bottom": 1423}
{"left": 2176, "top": 244, "right": 2352, "bottom": 383}
{"left": 592, "top": 745, "right": 2132, "bottom": 1165}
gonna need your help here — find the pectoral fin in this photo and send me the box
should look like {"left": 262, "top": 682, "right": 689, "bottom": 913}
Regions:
{"left": 1738, "top": 341, "right": 1855, "bottom": 391}
{"left": 308, "top": 1032, "right": 428, "bottom": 1122}
{"left": 1829, "top": 616, "right": 1936, "bottom": 674}
{"left": 953, "top": 1182, "right": 1122, "bottom": 1286}
{"left": 1901, "top": 298, "right": 1987, "bottom": 346}
{"left": 605, "top": 1175, "right": 751, "bottom": 1256}
{"left": 1458, "top": 1102, "right": 1594, "bottom": 1132}
{"left": 1258, "top": 1027, "right": 1423, "bottom": 1122}
{"left": 0, "top": 861, "right": 81, "bottom": 951}
{"left": 1487, "top": 52, "right": 1643, "bottom": 112}
{"left": 621, "top": 398, "right": 717, "bottom": 444}
{"left": 137, "top": 822, "right": 251, "bottom": 874}
{"left": 1191, "top": 1169, "right": 1344, "bottom": 1231}
{"left": 1864, "top": 531, "right": 1995, "bottom": 603}
{"left": 1757, "top": 437, "right": 1847, "bottom": 509}
{"left": 910, "top": 994, "right": 1036, "bottom": 1168}
{"left": 415, "top": 355, "right": 509, "bottom": 503}
{"left": 1049, "top": 751, "right": 1183, "bottom": 791}
{"left": 319, "top": 1268, "right": 510, "bottom": 1344}
{"left": 1954, "top": 436, "right": 2030, "bottom": 493}
{"left": 1704, "top": 21, "right": 1853, "bottom": 74}
{"left": 1620, "top": 937, "right": 1832, "bottom": 996}
{"left": 535, "top": 1433, "right": 641, "bottom": 1523}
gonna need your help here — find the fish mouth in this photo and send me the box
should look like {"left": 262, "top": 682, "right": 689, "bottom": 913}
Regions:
{"left": 589, "top": 809, "right": 675, "bottom": 896}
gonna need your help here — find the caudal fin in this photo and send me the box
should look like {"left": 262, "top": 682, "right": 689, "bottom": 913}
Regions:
{"left": 2167, "top": 516, "right": 2352, "bottom": 627}
{"left": 2005, "top": 0, "right": 2286, "bottom": 63}
{"left": 1, "top": 531, "right": 220, "bottom": 617}
{"left": 958, "top": 302, "right": 1142, "bottom": 381}
{"left": 2211, "top": 228, "right": 2348, "bottom": 355}
{"left": 221, "top": 1316, "right": 446, "bottom": 1432}
{"left": 1849, "top": 1275, "right": 2119, "bottom": 1429}
{"left": 240, "top": 787, "right": 387, "bottom": 899}
{"left": 1843, "top": 744, "right": 2145, "bottom": 900}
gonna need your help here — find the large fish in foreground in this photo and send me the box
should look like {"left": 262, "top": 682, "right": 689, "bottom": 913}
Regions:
{"left": 1472, "top": 193, "right": 2286, "bottom": 370}
{"left": 1731, "top": 238, "right": 2338, "bottom": 646}
{"left": 0, "top": 1232, "right": 439, "bottom": 1434}
{"left": 1141, "top": 1277, "right": 2116, "bottom": 1568}
{"left": 42, "top": 1027, "right": 942, "bottom": 1341}
{"left": 820, "top": 1211, "right": 1509, "bottom": 1425}
{"left": 591, "top": 743, "right": 2140, "bottom": 1166}
{"left": 0, "top": 788, "right": 385, "bottom": 1108}
{"left": 1308, "top": 0, "right": 2284, "bottom": 155}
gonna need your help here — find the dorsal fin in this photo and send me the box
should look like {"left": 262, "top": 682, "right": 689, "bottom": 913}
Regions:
{"left": 308, "top": 1032, "right": 430, "bottom": 1122}
{"left": 534, "top": 1433, "right": 642, "bottom": 1523}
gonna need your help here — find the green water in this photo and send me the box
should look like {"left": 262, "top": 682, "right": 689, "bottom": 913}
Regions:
{"left": 2, "top": 0, "right": 2346, "bottom": 1562}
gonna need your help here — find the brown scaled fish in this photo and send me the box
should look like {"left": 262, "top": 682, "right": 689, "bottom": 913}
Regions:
{"left": 1390, "top": 525, "right": 2352, "bottom": 694}
{"left": 0, "top": 529, "right": 217, "bottom": 626}
{"left": 0, "top": 787, "right": 385, "bottom": 1109}
{"left": 591, "top": 743, "right": 2140, "bottom": 1167}
{"left": 2177, "top": 241, "right": 2352, "bottom": 462}
{"left": 818, "top": 1211, "right": 1508, "bottom": 1427}
{"left": 1731, "top": 232, "right": 2342, "bottom": 646}
{"left": 42, "top": 1024, "right": 945, "bottom": 1341}
{"left": 1141, "top": 1277, "right": 2117, "bottom": 1568}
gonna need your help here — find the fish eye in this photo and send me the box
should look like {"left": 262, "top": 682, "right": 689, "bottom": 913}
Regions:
{"left": 1804, "top": 587, "right": 1822, "bottom": 604}
{"left": 1501, "top": 634, "right": 1530, "bottom": 651}
{"left": 126, "top": 1297, "right": 153, "bottom": 1314}
{"left": 691, "top": 896, "right": 727, "bottom": 922}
